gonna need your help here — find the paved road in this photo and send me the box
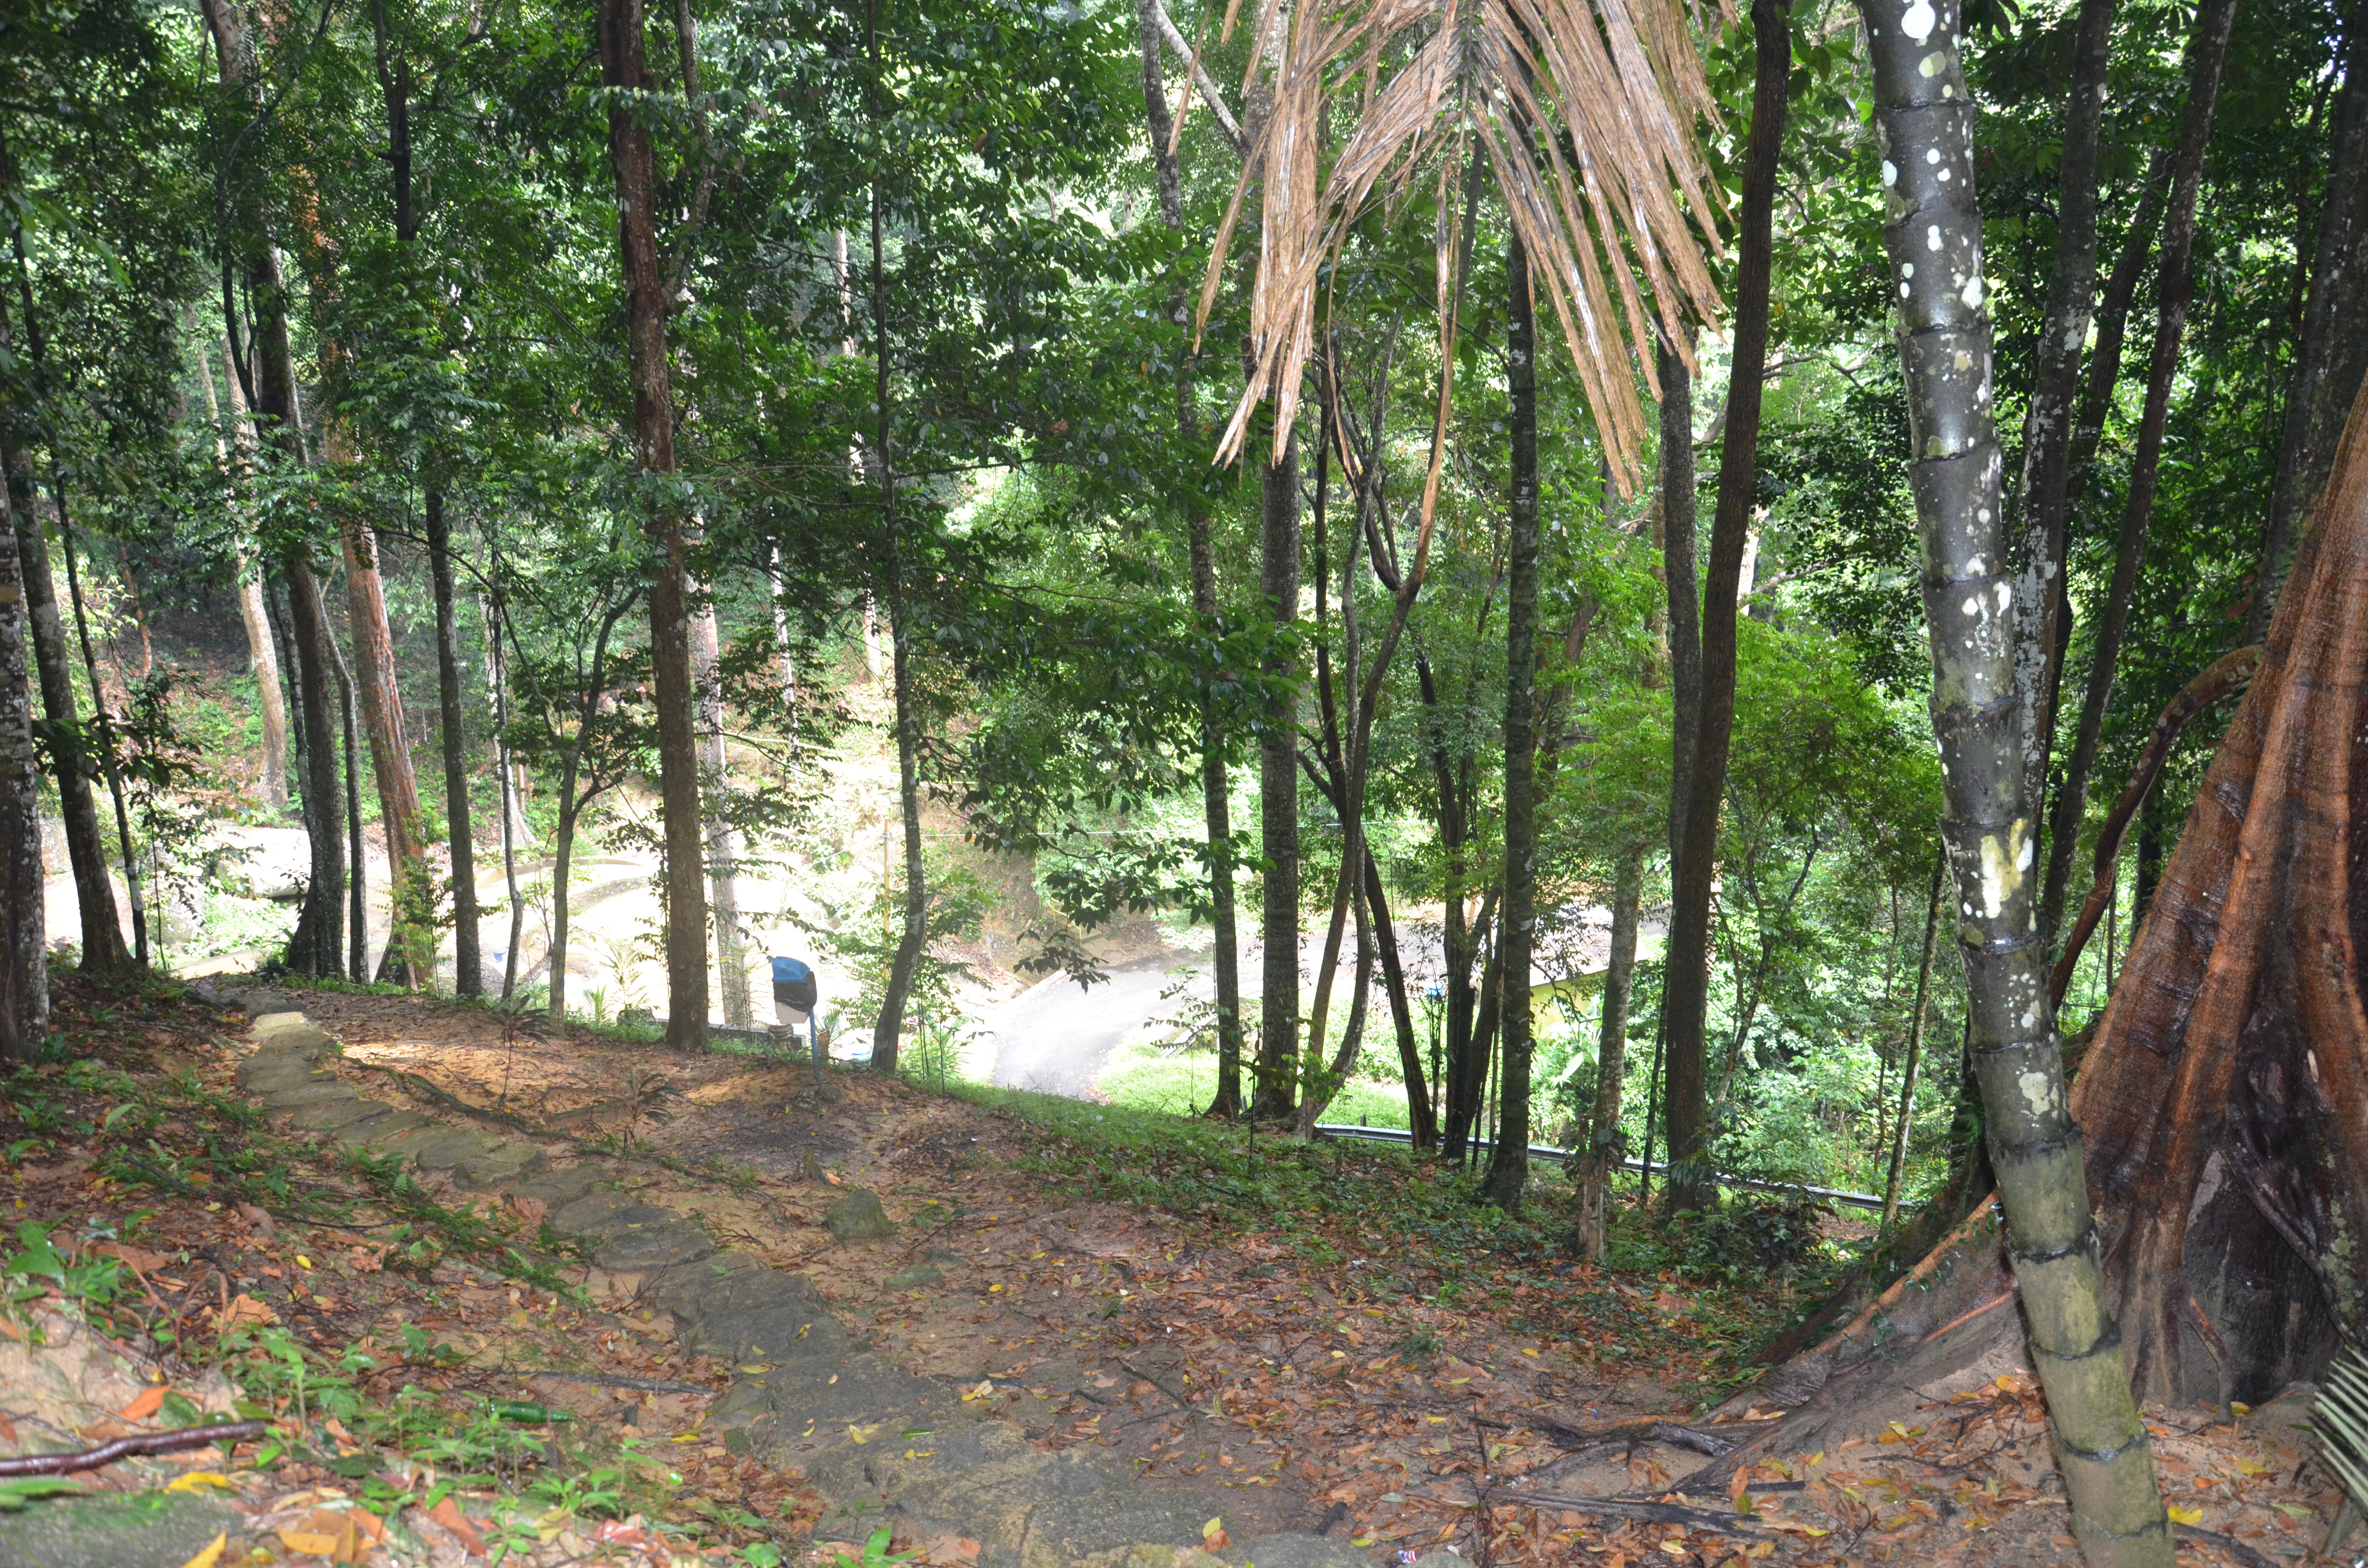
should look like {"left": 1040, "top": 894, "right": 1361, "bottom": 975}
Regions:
{"left": 987, "top": 956, "right": 1200, "bottom": 1097}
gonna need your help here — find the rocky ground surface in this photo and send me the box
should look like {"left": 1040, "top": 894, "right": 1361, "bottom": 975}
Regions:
{"left": 0, "top": 979, "right": 2350, "bottom": 1568}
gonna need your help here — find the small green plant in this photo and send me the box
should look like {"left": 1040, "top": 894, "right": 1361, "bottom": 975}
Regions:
{"left": 0, "top": 1479, "right": 84, "bottom": 1510}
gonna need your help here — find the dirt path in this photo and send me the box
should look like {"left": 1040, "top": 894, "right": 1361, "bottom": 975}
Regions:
{"left": 191, "top": 987, "right": 2344, "bottom": 1568}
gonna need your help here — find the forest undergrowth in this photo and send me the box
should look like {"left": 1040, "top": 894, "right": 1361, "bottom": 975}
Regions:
{"left": 0, "top": 976, "right": 2346, "bottom": 1568}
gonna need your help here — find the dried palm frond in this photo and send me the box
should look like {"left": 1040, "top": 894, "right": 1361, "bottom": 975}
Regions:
{"left": 1200, "top": 0, "right": 1726, "bottom": 492}
{"left": 2316, "top": 1349, "right": 2368, "bottom": 1510}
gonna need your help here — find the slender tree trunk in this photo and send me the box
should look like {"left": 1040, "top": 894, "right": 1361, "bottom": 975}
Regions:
{"left": 768, "top": 549, "right": 799, "bottom": 752}
{"left": 549, "top": 796, "right": 579, "bottom": 1024}
{"left": 1576, "top": 846, "right": 1644, "bottom": 1258}
{"left": 1665, "top": 0, "right": 1790, "bottom": 1214}
{"left": 1255, "top": 414, "right": 1302, "bottom": 1119}
{"left": 236, "top": 571, "right": 290, "bottom": 808}
{"left": 283, "top": 559, "right": 346, "bottom": 976}
{"left": 1881, "top": 860, "right": 1945, "bottom": 1231}
{"left": 1132, "top": 1, "right": 1245, "bottom": 1115}
{"left": 479, "top": 593, "right": 526, "bottom": 1004}
{"left": 425, "top": 492, "right": 480, "bottom": 996}
{"left": 478, "top": 592, "right": 531, "bottom": 856}
{"left": 599, "top": 0, "right": 707, "bottom": 1049}
{"left": 1660, "top": 331, "right": 1701, "bottom": 888}
{"left": 1484, "top": 229, "right": 1542, "bottom": 1212}
{"left": 337, "top": 518, "right": 428, "bottom": 983}
{"left": 0, "top": 444, "right": 42, "bottom": 1058}
{"left": 2040, "top": 0, "right": 2238, "bottom": 947}
{"left": 689, "top": 602, "right": 751, "bottom": 1026}
{"left": 1855, "top": 0, "right": 2174, "bottom": 1555}
{"left": 0, "top": 386, "right": 129, "bottom": 975}
{"left": 202, "top": 332, "right": 290, "bottom": 810}
{"left": 2010, "top": 0, "right": 2119, "bottom": 823}
{"left": 863, "top": 0, "right": 925, "bottom": 1077}
{"left": 326, "top": 630, "right": 367, "bottom": 982}
{"left": 2249, "top": 8, "right": 2368, "bottom": 643}
{"left": 1362, "top": 848, "right": 1435, "bottom": 1146}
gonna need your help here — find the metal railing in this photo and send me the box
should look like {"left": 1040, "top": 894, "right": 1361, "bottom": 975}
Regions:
{"left": 1309, "top": 1123, "right": 1888, "bottom": 1211}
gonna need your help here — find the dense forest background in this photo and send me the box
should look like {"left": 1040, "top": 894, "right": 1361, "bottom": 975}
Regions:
{"left": 0, "top": 0, "right": 2355, "bottom": 1241}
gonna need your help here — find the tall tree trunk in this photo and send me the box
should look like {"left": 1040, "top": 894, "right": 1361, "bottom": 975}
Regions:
{"left": 768, "top": 550, "right": 799, "bottom": 752}
{"left": 1575, "top": 845, "right": 1644, "bottom": 1258}
{"left": 478, "top": 592, "right": 526, "bottom": 1003}
{"left": 0, "top": 440, "right": 43, "bottom": 1059}
{"left": 1132, "top": 0, "right": 1245, "bottom": 1115}
{"left": 1254, "top": 415, "right": 1302, "bottom": 1120}
{"left": 2248, "top": 6, "right": 2368, "bottom": 644}
{"left": 236, "top": 568, "right": 290, "bottom": 809}
{"left": 1364, "top": 848, "right": 1436, "bottom": 1146}
{"left": 2072, "top": 404, "right": 2368, "bottom": 1405}
{"left": 282, "top": 559, "right": 346, "bottom": 976}
{"left": 865, "top": 0, "right": 925, "bottom": 1077}
{"left": 200, "top": 330, "right": 291, "bottom": 810}
{"left": 1661, "top": 329, "right": 1701, "bottom": 885}
{"left": 337, "top": 518, "right": 429, "bottom": 984}
{"left": 1484, "top": 228, "right": 1542, "bottom": 1212}
{"left": 326, "top": 628, "right": 368, "bottom": 982}
{"left": 0, "top": 328, "right": 129, "bottom": 975}
{"left": 1880, "top": 859, "right": 1944, "bottom": 1231}
{"left": 690, "top": 602, "right": 752, "bottom": 1026}
{"left": 1664, "top": 0, "right": 1790, "bottom": 1214}
{"left": 1418, "top": 649, "right": 1479, "bottom": 1156}
{"left": 2010, "top": 0, "right": 2119, "bottom": 824}
{"left": 1856, "top": 0, "right": 2174, "bottom": 1556}
{"left": 205, "top": 0, "right": 344, "bottom": 979}
{"left": 425, "top": 492, "right": 480, "bottom": 996}
{"left": 2040, "top": 0, "right": 2239, "bottom": 947}
{"left": 598, "top": 0, "right": 707, "bottom": 1050}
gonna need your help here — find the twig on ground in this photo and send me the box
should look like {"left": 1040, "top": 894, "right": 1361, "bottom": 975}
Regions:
{"left": 0, "top": 1421, "right": 269, "bottom": 1476}
{"left": 2172, "top": 1525, "right": 2281, "bottom": 1568}
{"left": 506, "top": 1368, "right": 717, "bottom": 1396}
{"left": 1468, "top": 1483, "right": 1768, "bottom": 1536}
{"left": 1119, "top": 1360, "right": 1190, "bottom": 1409}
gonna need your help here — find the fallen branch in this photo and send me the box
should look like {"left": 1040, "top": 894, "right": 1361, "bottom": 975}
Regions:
{"left": 2172, "top": 1524, "right": 2282, "bottom": 1568}
{"left": 1530, "top": 1414, "right": 1736, "bottom": 1458}
{"left": 0, "top": 1420, "right": 268, "bottom": 1477}
{"left": 2051, "top": 645, "right": 2258, "bottom": 1004}
{"left": 1415, "top": 1480, "right": 1765, "bottom": 1536}
{"left": 506, "top": 1368, "right": 715, "bottom": 1396}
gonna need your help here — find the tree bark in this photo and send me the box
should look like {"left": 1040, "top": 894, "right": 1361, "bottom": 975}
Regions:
{"left": 1575, "top": 846, "right": 1644, "bottom": 1258}
{"left": 599, "top": 0, "right": 707, "bottom": 1049}
{"left": 0, "top": 340, "right": 129, "bottom": 977}
{"left": 2010, "top": 0, "right": 2119, "bottom": 821}
{"left": 1133, "top": 0, "right": 1245, "bottom": 1115}
{"left": 325, "top": 625, "right": 368, "bottom": 982}
{"left": 1364, "top": 847, "right": 1435, "bottom": 1147}
{"left": 2040, "top": 0, "right": 2239, "bottom": 949}
{"left": 282, "top": 558, "right": 346, "bottom": 977}
{"left": 1881, "top": 860, "right": 1944, "bottom": 1232}
{"left": 478, "top": 591, "right": 526, "bottom": 1004}
{"left": 335, "top": 521, "right": 429, "bottom": 985}
{"left": 425, "top": 492, "right": 480, "bottom": 996}
{"left": 0, "top": 436, "right": 43, "bottom": 1060}
{"left": 690, "top": 602, "right": 752, "bottom": 1026}
{"left": 1856, "top": 0, "right": 2174, "bottom": 1554}
{"left": 1661, "top": 331, "right": 1701, "bottom": 894}
{"left": 2248, "top": 5, "right": 2368, "bottom": 645}
{"left": 1254, "top": 415, "right": 1302, "bottom": 1120}
{"left": 1663, "top": 0, "right": 1789, "bottom": 1214}
{"left": 1483, "top": 228, "right": 1542, "bottom": 1212}
{"left": 2049, "top": 646, "right": 2257, "bottom": 1004}
{"left": 207, "top": 333, "right": 290, "bottom": 810}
